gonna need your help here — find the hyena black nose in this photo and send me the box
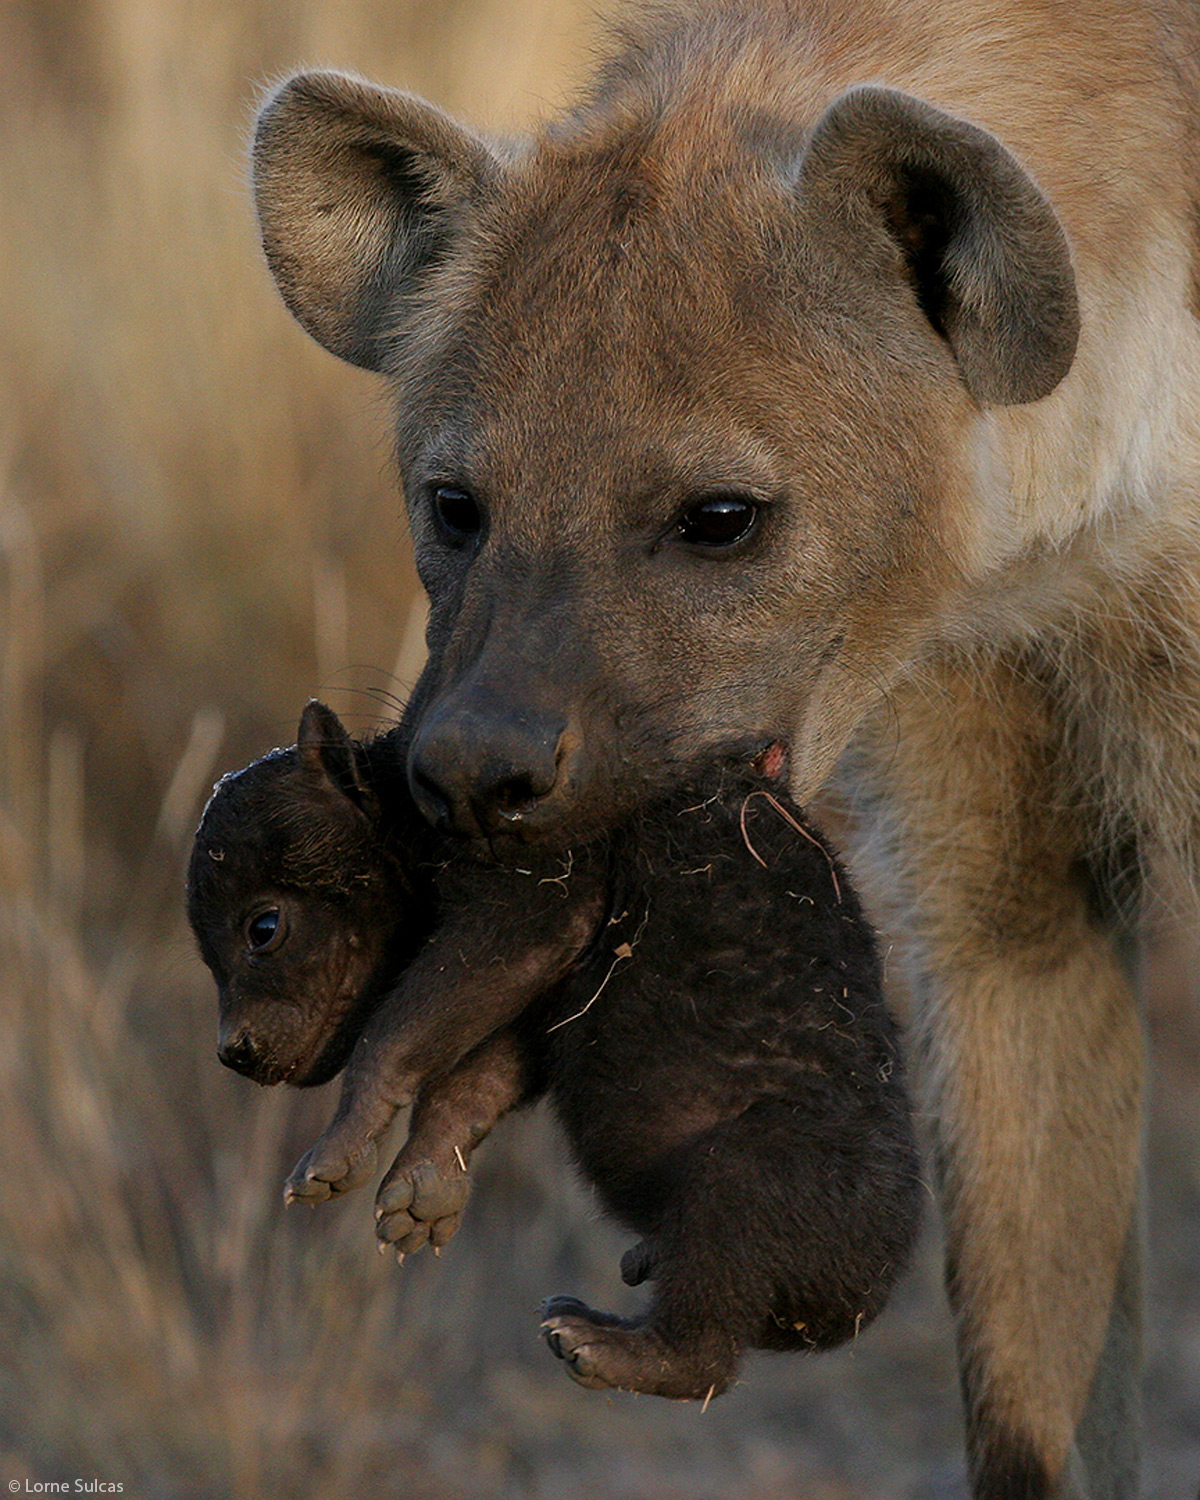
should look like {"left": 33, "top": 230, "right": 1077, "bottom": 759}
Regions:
{"left": 409, "top": 698, "right": 570, "bottom": 837}
{"left": 217, "top": 1028, "right": 263, "bottom": 1077}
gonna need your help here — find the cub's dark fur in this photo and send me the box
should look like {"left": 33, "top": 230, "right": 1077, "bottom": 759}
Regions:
{"left": 188, "top": 702, "right": 921, "bottom": 1400}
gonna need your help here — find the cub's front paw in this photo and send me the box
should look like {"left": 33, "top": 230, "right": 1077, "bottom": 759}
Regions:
{"left": 375, "top": 1147, "right": 471, "bottom": 1260}
{"left": 284, "top": 1132, "right": 379, "bottom": 1206}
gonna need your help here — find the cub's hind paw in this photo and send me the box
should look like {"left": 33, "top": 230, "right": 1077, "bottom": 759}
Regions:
{"left": 284, "top": 1136, "right": 378, "bottom": 1206}
{"left": 540, "top": 1295, "right": 733, "bottom": 1401}
{"left": 540, "top": 1296, "right": 631, "bottom": 1390}
{"left": 375, "top": 1151, "right": 470, "bottom": 1259}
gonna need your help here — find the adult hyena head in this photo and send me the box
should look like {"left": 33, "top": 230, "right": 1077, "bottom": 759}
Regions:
{"left": 252, "top": 35, "right": 1077, "bottom": 844}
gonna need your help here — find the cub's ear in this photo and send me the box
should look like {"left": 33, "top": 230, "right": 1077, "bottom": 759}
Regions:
{"left": 297, "top": 699, "right": 374, "bottom": 812}
{"left": 253, "top": 70, "right": 501, "bottom": 370}
{"left": 797, "top": 85, "right": 1079, "bottom": 406}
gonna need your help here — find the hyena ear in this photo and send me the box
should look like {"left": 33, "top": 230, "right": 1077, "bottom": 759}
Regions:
{"left": 252, "top": 70, "right": 501, "bottom": 370}
{"left": 297, "top": 699, "right": 375, "bottom": 812}
{"left": 797, "top": 85, "right": 1079, "bottom": 406}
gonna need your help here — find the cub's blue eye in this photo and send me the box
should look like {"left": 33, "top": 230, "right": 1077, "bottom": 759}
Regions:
{"left": 677, "top": 494, "right": 759, "bottom": 549}
{"left": 246, "top": 908, "right": 284, "bottom": 953}
{"left": 434, "top": 487, "right": 482, "bottom": 543}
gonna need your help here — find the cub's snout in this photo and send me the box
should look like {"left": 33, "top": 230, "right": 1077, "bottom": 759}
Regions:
{"left": 216, "top": 1024, "right": 261, "bottom": 1077}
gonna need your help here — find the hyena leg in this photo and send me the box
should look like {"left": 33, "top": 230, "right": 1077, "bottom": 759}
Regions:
{"left": 937, "top": 939, "right": 1143, "bottom": 1500}
{"left": 847, "top": 657, "right": 1144, "bottom": 1500}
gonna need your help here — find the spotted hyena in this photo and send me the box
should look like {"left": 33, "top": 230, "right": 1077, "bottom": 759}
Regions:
{"left": 247, "top": 0, "right": 1200, "bottom": 1492}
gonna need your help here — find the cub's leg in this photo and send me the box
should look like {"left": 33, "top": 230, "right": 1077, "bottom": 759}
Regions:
{"left": 541, "top": 1083, "right": 921, "bottom": 1400}
{"left": 539, "top": 1114, "right": 755, "bottom": 1400}
{"left": 846, "top": 655, "right": 1143, "bottom": 1500}
{"left": 375, "top": 1026, "right": 541, "bottom": 1258}
{"left": 284, "top": 870, "right": 603, "bottom": 1203}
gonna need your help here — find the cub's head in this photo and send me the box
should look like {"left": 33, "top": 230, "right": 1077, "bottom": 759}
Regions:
{"left": 251, "top": 41, "right": 1077, "bottom": 844}
{"left": 187, "top": 701, "right": 424, "bottom": 1086}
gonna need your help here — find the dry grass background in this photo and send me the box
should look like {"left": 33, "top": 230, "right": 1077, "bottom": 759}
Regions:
{"left": 1, "top": 2, "right": 1198, "bottom": 1496}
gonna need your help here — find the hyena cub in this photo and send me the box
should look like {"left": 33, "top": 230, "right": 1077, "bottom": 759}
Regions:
{"left": 188, "top": 701, "right": 921, "bottom": 1399}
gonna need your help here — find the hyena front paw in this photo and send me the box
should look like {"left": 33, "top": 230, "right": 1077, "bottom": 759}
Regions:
{"left": 374, "top": 1146, "right": 471, "bottom": 1260}
{"left": 540, "top": 1295, "right": 734, "bottom": 1401}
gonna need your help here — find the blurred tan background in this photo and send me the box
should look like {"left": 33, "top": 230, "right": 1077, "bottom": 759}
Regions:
{"left": 1, "top": 3, "right": 1198, "bottom": 1496}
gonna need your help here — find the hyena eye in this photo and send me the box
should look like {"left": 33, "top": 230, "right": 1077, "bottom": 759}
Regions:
{"left": 245, "top": 907, "right": 285, "bottom": 954}
{"left": 677, "top": 494, "right": 760, "bottom": 550}
{"left": 433, "top": 486, "right": 483, "bottom": 544}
